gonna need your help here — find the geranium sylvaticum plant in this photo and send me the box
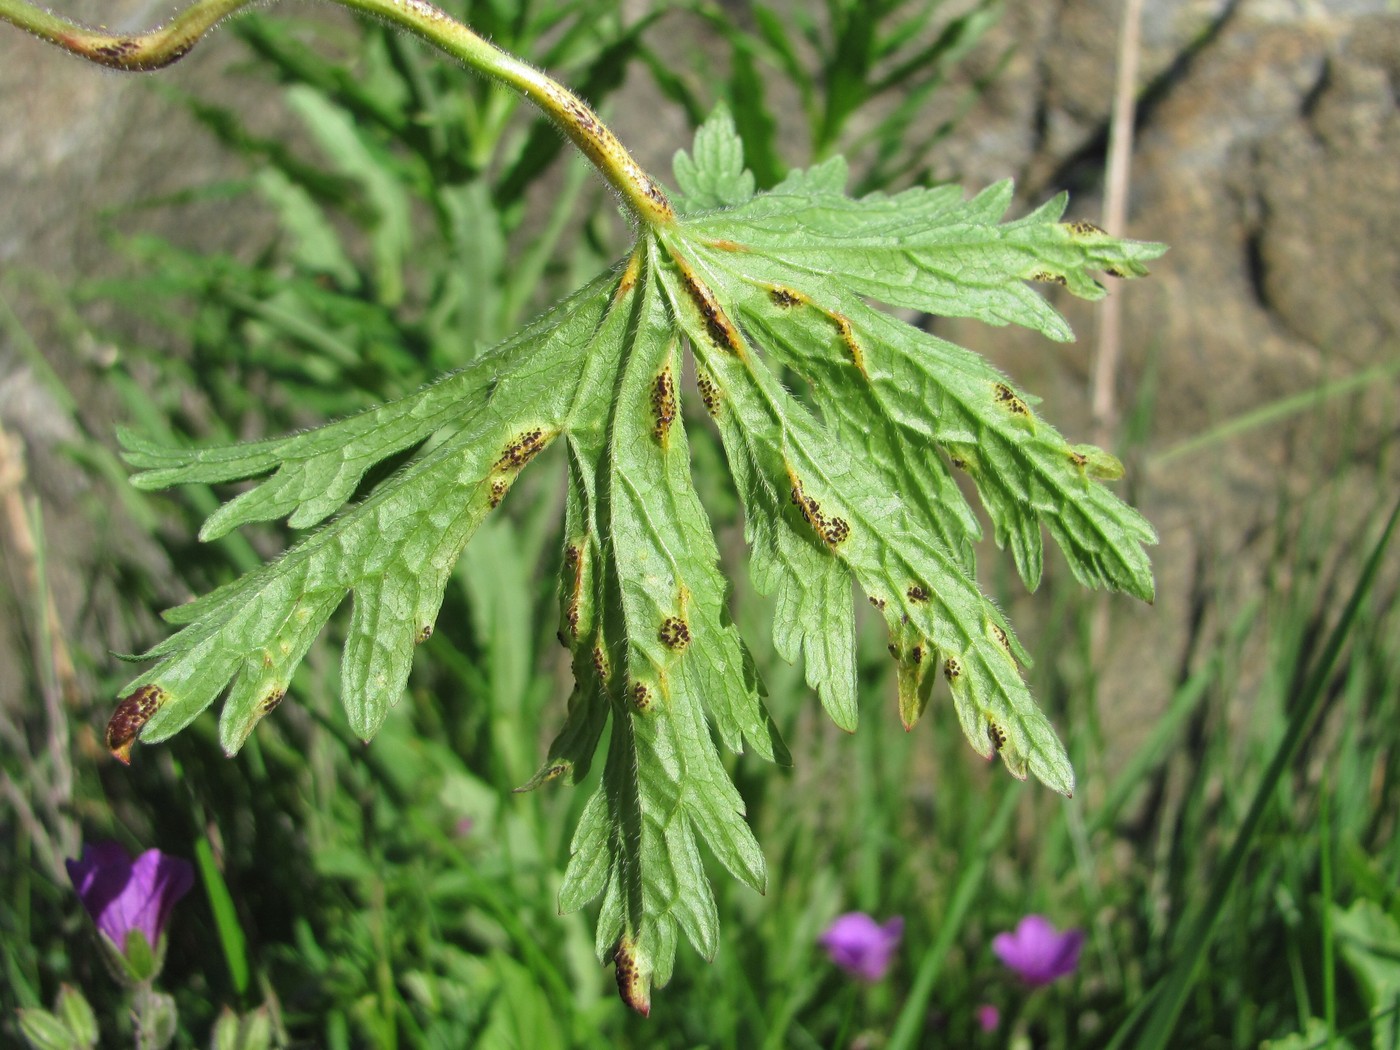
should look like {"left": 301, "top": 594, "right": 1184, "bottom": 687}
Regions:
{"left": 0, "top": 0, "right": 1163, "bottom": 1013}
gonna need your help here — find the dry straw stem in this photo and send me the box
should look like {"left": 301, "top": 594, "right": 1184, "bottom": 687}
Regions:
{"left": 1091, "top": 0, "right": 1146, "bottom": 445}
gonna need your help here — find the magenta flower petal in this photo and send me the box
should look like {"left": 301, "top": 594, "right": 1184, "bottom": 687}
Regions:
{"left": 66, "top": 842, "right": 194, "bottom": 958}
{"left": 818, "top": 912, "right": 904, "bottom": 982}
{"left": 976, "top": 1003, "right": 1001, "bottom": 1032}
{"left": 992, "top": 914, "right": 1084, "bottom": 986}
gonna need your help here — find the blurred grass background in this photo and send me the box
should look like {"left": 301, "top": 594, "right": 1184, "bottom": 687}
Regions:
{"left": 2, "top": 1, "right": 1399, "bottom": 1047}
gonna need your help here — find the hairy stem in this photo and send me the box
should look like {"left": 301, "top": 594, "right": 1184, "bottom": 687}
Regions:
{"left": 0, "top": 0, "right": 674, "bottom": 225}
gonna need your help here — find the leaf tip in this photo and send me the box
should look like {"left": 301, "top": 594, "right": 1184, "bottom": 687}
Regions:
{"left": 106, "top": 684, "right": 166, "bottom": 763}
{"left": 614, "top": 939, "right": 652, "bottom": 1017}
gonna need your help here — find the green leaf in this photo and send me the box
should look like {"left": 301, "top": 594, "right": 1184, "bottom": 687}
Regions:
{"left": 117, "top": 105, "right": 1162, "bottom": 1000}
{"left": 671, "top": 103, "right": 756, "bottom": 214}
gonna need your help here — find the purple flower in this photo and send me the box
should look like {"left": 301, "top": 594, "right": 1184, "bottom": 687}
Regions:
{"left": 992, "top": 914, "right": 1084, "bottom": 986}
{"left": 976, "top": 1003, "right": 1001, "bottom": 1032}
{"left": 818, "top": 912, "right": 904, "bottom": 981}
{"left": 65, "top": 842, "right": 194, "bottom": 963}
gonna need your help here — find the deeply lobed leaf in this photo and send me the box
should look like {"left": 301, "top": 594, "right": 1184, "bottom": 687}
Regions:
{"left": 115, "top": 106, "right": 1163, "bottom": 1003}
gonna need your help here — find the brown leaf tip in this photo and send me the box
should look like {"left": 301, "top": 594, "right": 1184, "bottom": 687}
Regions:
{"left": 614, "top": 940, "right": 651, "bottom": 1017}
{"left": 105, "top": 684, "right": 167, "bottom": 764}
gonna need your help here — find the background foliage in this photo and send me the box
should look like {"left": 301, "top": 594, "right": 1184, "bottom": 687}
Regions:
{"left": 2, "top": 1, "right": 1398, "bottom": 1047}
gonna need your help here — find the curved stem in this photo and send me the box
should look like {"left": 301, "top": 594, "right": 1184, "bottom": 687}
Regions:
{"left": 0, "top": 0, "right": 675, "bottom": 226}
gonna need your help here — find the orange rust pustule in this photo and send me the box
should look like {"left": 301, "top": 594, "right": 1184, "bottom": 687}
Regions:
{"left": 614, "top": 940, "right": 651, "bottom": 1017}
{"left": 829, "top": 312, "right": 867, "bottom": 376}
{"left": 106, "top": 684, "right": 167, "bottom": 764}
{"left": 651, "top": 369, "right": 677, "bottom": 442}
{"left": 495, "top": 428, "right": 548, "bottom": 472}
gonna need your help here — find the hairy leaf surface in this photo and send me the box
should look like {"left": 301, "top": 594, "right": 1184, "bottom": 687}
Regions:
{"left": 117, "top": 107, "right": 1164, "bottom": 1000}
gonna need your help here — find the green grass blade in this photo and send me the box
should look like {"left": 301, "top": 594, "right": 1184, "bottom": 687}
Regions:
{"left": 193, "top": 834, "right": 251, "bottom": 997}
{"left": 1122, "top": 499, "right": 1400, "bottom": 1050}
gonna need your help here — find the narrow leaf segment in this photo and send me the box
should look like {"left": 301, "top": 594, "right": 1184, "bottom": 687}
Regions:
{"left": 114, "top": 109, "right": 1163, "bottom": 1006}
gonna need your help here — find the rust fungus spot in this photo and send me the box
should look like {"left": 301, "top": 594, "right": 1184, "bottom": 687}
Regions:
{"left": 1068, "top": 220, "right": 1105, "bottom": 236}
{"left": 943, "top": 657, "right": 963, "bottom": 683}
{"left": 566, "top": 600, "right": 581, "bottom": 638}
{"left": 696, "top": 372, "right": 721, "bottom": 416}
{"left": 1069, "top": 450, "right": 1089, "bottom": 469}
{"left": 488, "top": 479, "right": 509, "bottom": 508}
{"left": 993, "top": 383, "right": 1031, "bottom": 418}
{"left": 556, "top": 629, "right": 569, "bottom": 648}
{"left": 417, "top": 624, "right": 434, "bottom": 644}
{"left": 1030, "top": 271, "right": 1068, "bottom": 286}
{"left": 260, "top": 690, "right": 285, "bottom": 715}
{"left": 564, "top": 544, "right": 581, "bottom": 570}
{"left": 989, "top": 622, "right": 1011, "bottom": 653}
{"left": 707, "top": 239, "right": 748, "bottom": 252}
{"left": 94, "top": 38, "right": 138, "bottom": 59}
{"left": 1105, "top": 267, "right": 1126, "bottom": 279}
{"left": 496, "top": 428, "right": 547, "bottom": 471}
{"left": 790, "top": 480, "right": 849, "bottom": 546}
{"left": 910, "top": 645, "right": 924, "bottom": 665}
{"left": 615, "top": 253, "right": 641, "bottom": 300}
{"left": 631, "top": 681, "right": 653, "bottom": 712}
{"left": 614, "top": 940, "right": 651, "bottom": 1017}
{"left": 887, "top": 642, "right": 900, "bottom": 659}
{"left": 906, "top": 584, "right": 929, "bottom": 604}
{"left": 591, "top": 645, "right": 610, "bottom": 683}
{"left": 831, "top": 312, "right": 868, "bottom": 376}
{"left": 949, "top": 455, "right": 968, "bottom": 470}
{"left": 106, "top": 684, "right": 166, "bottom": 764}
{"left": 680, "top": 268, "right": 742, "bottom": 353}
{"left": 868, "top": 595, "right": 886, "bottom": 610}
{"left": 658, "top": 616, "right": 690, "bottom": 651}
{"left": 987, "top": 720, "right": 1008, "bottom": 751}
{"left": 770, "top": 286, "right": 804, "bottom": 309}
{"left": 651, "top": 369, "right": 677, "bottom": 442}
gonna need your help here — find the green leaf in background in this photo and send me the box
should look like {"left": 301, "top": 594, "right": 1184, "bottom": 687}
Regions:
{"left": 1333, "top": 900, "right": 1400, "bottom": 1050}
{"left": 114, "top": 106, "right": 1162, "bottom": 1004}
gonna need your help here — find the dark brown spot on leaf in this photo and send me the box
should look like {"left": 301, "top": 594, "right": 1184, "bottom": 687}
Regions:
{"left": 696, "top": 372, "right": 720, "bottom": 416}
{"left": 651, "top": 369, "right": 677, "bottom": 443}
{"left": 658, "top": 616, "right": 690, "bottom": 651}
{"left": 943, "top": 657, "right": 962, "bottom": 682}
{"left": 496, "top": 429, "right": 548, "bottom": 471}
{"left": 906, "top": 584, "right": 929, "bottom": 604}
{"left": 987, "top": 720, "right": 1007, "bottom": 751}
